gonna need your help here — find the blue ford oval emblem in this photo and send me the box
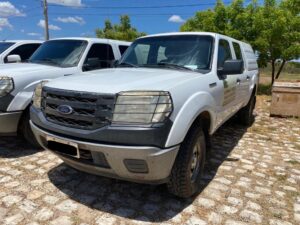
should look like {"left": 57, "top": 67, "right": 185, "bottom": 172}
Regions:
{"left": 57, "top": 105, "right": 73, "bottom": 115}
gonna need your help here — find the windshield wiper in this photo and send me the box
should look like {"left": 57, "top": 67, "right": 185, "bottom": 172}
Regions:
{"left": 156, "top": 62, "right": 194, "bottom": 71}
{"left": 117, "top": 62, "right": 139, "bottom": 68}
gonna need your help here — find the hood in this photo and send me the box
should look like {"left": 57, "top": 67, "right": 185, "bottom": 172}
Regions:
{"left": 0, "top": 63, "right": 60, "bottom": 78}
{"left": 46, "top": 68, "right": 204, "bottom": 94}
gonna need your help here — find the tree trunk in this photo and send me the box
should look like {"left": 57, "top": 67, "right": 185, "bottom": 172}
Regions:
{"left": 275, "top": 60, "right": 286, "bottom": 79}
{"left": 271, "top": 59, "right": 275, "bottom": 85}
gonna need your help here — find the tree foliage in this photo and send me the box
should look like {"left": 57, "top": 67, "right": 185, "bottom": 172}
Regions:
{"left": 181, "top": 0, "right": 300, "bottom": 84}
{"left": 96, "top": 15, "right": 146, "bottom": 42}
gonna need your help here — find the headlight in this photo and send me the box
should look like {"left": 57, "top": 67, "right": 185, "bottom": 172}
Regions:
{"left": 112, "top": 91, "right": 173, "bottom": 124}
{"left": 0, "top": 77, "right": 14, "bottom": 97}
{"left": 33, "top": 80, "right": 49, "bottom": 109}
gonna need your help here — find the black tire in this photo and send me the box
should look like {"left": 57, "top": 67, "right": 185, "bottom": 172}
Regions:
{"left": 18, "top": 110, "right": 40, "bottom": 148}
{"left": 236, "top": 94, "right": 256, "bottom": 126}
{"left": 167, "top": 123, "right": 206, "bottom": 198}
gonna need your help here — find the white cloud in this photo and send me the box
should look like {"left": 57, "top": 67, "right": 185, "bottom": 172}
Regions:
{"left": 48, "top": 0, "right": 83, "bottom": 7}
{"left": 0, "top": 18, "right": 12, "bottom": 30}
{"left": 0, "top": 1, "right": 25, "bottom": 17}
{"left": 56, "top": 16, "right": 85, "bottom": 25}
{"left": 168, "top": 15, "right": 185, "bottom": 23}
{"left": 38, "top": 19, "right": 61, "bottom": 31}
{"left": 27, "top": 32, "right": 41, "bottom": 36}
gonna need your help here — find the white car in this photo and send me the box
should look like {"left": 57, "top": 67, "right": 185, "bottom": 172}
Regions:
{"left": 30, "top": 32, "right": 258, "bottom": 197}
{"left": 0, "top": 38, "right": 131, "bottom": 145}
{"left": 0, "top": 40, "right": 42, "bottom": 63}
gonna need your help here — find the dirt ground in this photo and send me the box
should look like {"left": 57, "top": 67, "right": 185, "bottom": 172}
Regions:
{"left": 0, "top": 95, "right": 299, "bottom": 225}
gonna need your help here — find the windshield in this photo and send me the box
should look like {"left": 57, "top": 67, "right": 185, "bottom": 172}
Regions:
{"left": 0, "top": 42, "right": 15, "bottom": 54}
{"left": 119, "top": 35, "right": 214, "bottom": 72}
{"left": 29, "top": 40, "right": 87, "bottom": 67}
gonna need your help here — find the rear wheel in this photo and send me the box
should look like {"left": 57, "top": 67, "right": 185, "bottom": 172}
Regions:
{"left": 167, "top": 123, "right": 206, "bottom": 198}
{"left": 236, "top": 94, "right": 256, "bottom": 126}
{"left": 18, "top": 110, "right": 40, "bottom": 148}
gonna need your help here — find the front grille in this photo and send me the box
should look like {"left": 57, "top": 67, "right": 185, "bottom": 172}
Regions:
{"left": 42, "top": 87, "right": 116, "bottom": 130}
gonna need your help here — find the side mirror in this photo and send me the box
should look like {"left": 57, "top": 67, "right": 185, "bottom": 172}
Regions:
{"left": 218, "top": 59, "right": 244, "bottom": 76}
{"left": 7, "top": 54, "right": 22, "bottom": 63}
{"left": 112, "top": 59, "right": 119, "bottom": 67}
{"left": 82, "top": 58, "right": 100, "bottom": 72}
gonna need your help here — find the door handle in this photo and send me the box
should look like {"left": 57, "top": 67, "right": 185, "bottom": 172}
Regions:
{"left": 246, "top": 76, "right": 250, "bottom": 81}
{"left": 236, "top": 78, "right": 241, "bottom": 84}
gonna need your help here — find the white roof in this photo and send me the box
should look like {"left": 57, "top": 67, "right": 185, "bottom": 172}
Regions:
{"left": 140, "top": 32, "right": 217, "bottom": 39}
{"left": 50, "top": 37, "right": 131, "bottom": 45}
{"left": 0, "top": 40, "right": 43, "bottom": 43}
{"left": 139, "top": 32, "right": 250, "bottom": 45}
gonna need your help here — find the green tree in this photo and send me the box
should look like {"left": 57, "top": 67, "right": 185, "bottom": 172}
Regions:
{"left": 96, "top": 15, "right": 146, "bottom": 41}
{"left": 181, "top": 0, "right": 300, "bottom": 84}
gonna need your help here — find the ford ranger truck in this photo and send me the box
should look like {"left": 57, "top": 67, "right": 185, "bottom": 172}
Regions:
{"left": 0, "top": 38, "right": 130, "bottom": 146}
{"left": 30, "top": 32, "right": 258, "bottom": 197}
{"left": 0, "top": 40, "right": 42, "bottom": 63}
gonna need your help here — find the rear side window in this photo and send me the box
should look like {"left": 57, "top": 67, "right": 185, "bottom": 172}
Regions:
{"left": 84, "top": 44, "right": 115, "bottom": 71}
{"left": 119, "top": 45, "right": 129, "bottom": 55}
{"left": 5, "top": 43, "right": 41, "bottom": 62}
{"left": 233, "top": 42, "right": 243, "bottom": 60}
{"left": 217, "top": 39, "right": 232, "bottom": 68}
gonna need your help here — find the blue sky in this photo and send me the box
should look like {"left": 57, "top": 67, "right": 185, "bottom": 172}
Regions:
{"left": 0, "top": 0, "right": 234, "bottom": 40}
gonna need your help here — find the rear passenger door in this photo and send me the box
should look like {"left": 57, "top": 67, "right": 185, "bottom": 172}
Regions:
{"left": 218, "top": 39, "right": 239, "bottom": 113}
{"left": 4, "top": 43, "right": 41, "bottom": 63}
{"left": 82, "top": 43, "right": 115, "bottom": 72}
{"left": 232, "top": 42, "right": 249, "bottom": 105}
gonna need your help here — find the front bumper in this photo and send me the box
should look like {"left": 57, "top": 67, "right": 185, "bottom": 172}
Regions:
{"left": 0, "top": 111, "right": 22, "bottom": 135}
{"left": 30, "top": 121, "right": 179, "bottom": 184}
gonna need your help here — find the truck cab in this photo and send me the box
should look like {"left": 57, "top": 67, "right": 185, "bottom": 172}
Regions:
{"left": 30, "top": 32, "right": 258, "bottom": 197}
{"left": 0, "top": 38, "right": 131, "bottom": 145}
{"left": 0, "top": 40, "right": 42, "bottom": 63}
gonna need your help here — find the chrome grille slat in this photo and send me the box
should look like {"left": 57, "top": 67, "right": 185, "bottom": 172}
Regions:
{"left": 42, "top": 87, "right": 116, "bottom": 130}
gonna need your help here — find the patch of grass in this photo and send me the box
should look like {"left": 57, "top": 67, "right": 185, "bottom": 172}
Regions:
{"left": 287, "top": 160, "right": 300, "bottom": 165}
{"left": 258, "top": 83, "right": 272, "bottom": 95}
{"left": 276, "top": 175, "right": 287, "bottom": 182}
{"left": 273, "top": 212, "right": 283, "bottom": 219}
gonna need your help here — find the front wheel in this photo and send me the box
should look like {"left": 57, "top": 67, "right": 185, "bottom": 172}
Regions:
{"left": 167, "top": 124, "right": 206, "bottom": 198}
{"left": 18, "top": 110, "right": 40, "bottom": 148}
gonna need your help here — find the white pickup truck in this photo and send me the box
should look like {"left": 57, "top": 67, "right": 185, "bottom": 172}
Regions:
{"left": 30, "top": 32, "right": 258, "bottom": 197}
{"left": 0, "top": 38, "right": 130, "bottom": 145}
{"left": 0, "top": 40, "right": 42, "bottom": 63}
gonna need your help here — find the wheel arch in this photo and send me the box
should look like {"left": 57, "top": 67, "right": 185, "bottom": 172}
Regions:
{"left": 165, "top": 92, "right": 216, "bottom": 148}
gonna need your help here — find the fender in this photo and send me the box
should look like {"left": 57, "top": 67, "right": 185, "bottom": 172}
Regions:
{"left": 165, "top": 92, "right": 217, "bottom": 148}
{"left": 7, "top": 79, "right": 50, "bottom": 111}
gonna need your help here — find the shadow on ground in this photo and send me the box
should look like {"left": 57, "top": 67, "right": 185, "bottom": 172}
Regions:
{"left": 48, "top": 119, "right": 249, "bottom": 222}
{"left": 0, "top": 136, "right": 43, "bottom": 158}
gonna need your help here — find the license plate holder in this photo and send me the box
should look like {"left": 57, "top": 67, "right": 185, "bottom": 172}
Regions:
{"left": 46, "top": 136, "right": 80, "bottom": 159}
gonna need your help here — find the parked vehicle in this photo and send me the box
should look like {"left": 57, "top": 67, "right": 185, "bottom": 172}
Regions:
{"left": 0, "top": 40, "right": 42, "bottom": 63}
{"left": 30, "top": 32, "right": 258, "bottom": 197}
{"left": 0, "top": 38, "right": 131, "bottom": 146}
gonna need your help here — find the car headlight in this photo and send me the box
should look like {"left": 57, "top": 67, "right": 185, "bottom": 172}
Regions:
{"left": 33, "top": 80, "right": 49, "bottom": 109}
{"left": 112, "top": 91, "right": 173, "bottom": 124}
{"left": 0, "top": 76, "right": 14, "bottom": 97}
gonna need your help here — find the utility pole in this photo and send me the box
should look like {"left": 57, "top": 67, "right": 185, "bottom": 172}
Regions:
{"left": 43, "top": 0, "right": 49, "bottom": 40}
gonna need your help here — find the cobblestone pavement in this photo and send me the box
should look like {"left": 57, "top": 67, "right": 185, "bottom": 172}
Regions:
{"left": 0, "top": 96, "right": 299, "bottom": 225}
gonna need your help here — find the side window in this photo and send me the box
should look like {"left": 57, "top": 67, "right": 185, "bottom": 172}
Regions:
{"left": 5, "top": 44, "right": 41, "bottom": 62}
{"left": 217, "top": 39, "right": 232, "bottom": 68}
{"left": 118, "top": 45, "right": 129, "bottom": 55}
{"left": 233, "top": 42, "right": 243, "bottom": 60}
{"left": 84, "top": 44, "right": 115, "bottom": 71}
